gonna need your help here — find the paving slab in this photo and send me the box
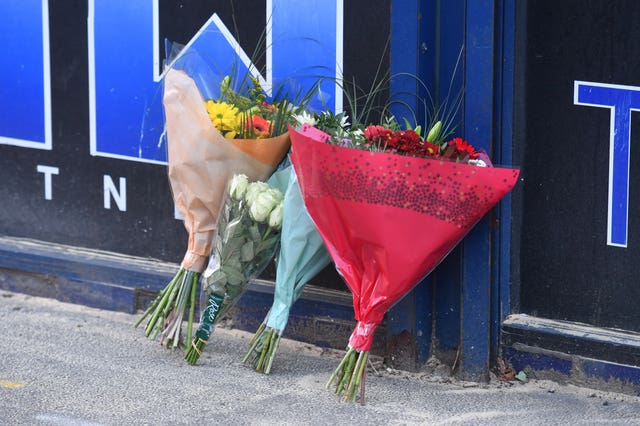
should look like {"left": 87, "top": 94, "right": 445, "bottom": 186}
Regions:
{"left": 1, "top": 290, "right": 639, "bottom": 425}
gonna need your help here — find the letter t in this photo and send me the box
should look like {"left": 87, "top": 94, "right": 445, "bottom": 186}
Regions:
{"left": 574, "top": 81, "right": 640, "bottom": 247}
{"left": 37, "top": 165, "right": 59, "bottom": 200}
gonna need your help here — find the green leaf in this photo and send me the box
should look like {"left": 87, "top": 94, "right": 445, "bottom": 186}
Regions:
{"left": 248, "top": 224, "right": 261, "bottom": 242}
{"left": 220, "top": 236, "right": 244, "bottom": 260}
{"left": 226, "top": 255, "right": 242, "bottom": 271}
{"left": 222, "top": 265, "right": 245, "bottom": 286}
{"left": 256, "top": 236, "right": 280, "bottom": 255}
{"left": 225, "top": 283, "right": 244, "bottom": 299}
{"left": 206, "top": 269, "right": 227, "bottom": 288}
{"left": 240, "top": 241, "right": 255, "bottom": 262}
{"left": 223, "top": 217, "right": 244, "bottom": 242}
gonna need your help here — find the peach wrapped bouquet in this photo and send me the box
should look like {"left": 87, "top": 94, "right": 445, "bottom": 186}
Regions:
{"left": 135, "top": 65, "right": 314, "bottom": 351}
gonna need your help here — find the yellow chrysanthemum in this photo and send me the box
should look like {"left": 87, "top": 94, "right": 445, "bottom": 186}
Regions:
{"left": 205, "top": 100, "right": 241, "bottom": 138}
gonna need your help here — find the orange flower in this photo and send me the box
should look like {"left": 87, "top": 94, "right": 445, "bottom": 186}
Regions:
{"left": 246, "top": 115, "right": 272, "bottom": 138}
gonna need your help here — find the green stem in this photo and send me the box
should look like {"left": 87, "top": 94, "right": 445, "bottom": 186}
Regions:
{"left": 184, "top": 272, "right": 199, "bottom": 350}
{"left": 160, "top": 273, "right": 184, "bottom": 319}
{"left": 336, "top": 350, "right": 357, "bottom": 395}
{"left": 165, "top": 270, "right": 195, "bottom": 348}
{"left": 358, "top": 353, "right": 368, "bottom": 406}
{"left": 185, "top": 337, "right": 207, "bottom": 365}
{"left": 144, "top": 268, "right": 184, "bottom": 337}
{"left": 134, "top": 286, "right": 166, "bottom": 328}
{"left": 345, "top": 350, "right": 367, "bottom": 402}
{"left": 326, "top": 347, "right": 355, "bottom": 390}
{"left": 242, "top": 327, "right": 265, "bottom": 365}
{"left": 150, "top": 323, "right": 161, "bottom": 341}
{"left": 345, "top": 351, "right": 362, "bottom": 401}
{"left": 264, "top": 333, "right": 281, "bottom": 374}
{"left": 184, "top": 292, "right": 224, "bottom": 364}
{"left": 248, "top": 322, "right": 266, "bottom": 347}
{"left": 256, "top": 328, "right": 273, "bottom": 373}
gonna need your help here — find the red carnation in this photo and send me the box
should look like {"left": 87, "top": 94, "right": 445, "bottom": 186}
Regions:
{"left": 391, "top": 130, "right": 422, "bottom": 156}
{"left": 448, "top": 137, "right": 479, "bottom": 159}
{"left": 364, "top": 125, "right": 393, "bottom": 145}
{"left": 425, "top": 142, "right": 440, "bottom": 156}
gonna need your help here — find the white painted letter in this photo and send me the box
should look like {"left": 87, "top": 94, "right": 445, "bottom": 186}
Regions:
{"left": 36, "top": 164, "right": 58, "bottom": 200}
{"left": 574, "top": 81, "right": 640, "bottom": 247}
{"left": 103, "top": 175, "right": 127, "bottom": 211}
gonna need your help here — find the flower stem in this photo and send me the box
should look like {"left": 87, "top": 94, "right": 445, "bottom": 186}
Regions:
{"left": 162, "top": 270, "right": 194, "bottom": 348}
{"left": 326, "top": 347, "right": 355, "bottom": 390}
{"left": 243, "top": 325, "right": 282, "bottom": 374}
{"left": 185, "top": 272, "right": 199, "bottom": 351}
{"left": 327, "top": 347, "right": 369, "bottom": 403}
{"left": 337, "top": 350, "right": 357, "bottom": 395}
{"left": 263, "top": 333, "right": 281, "bottom": 374}
{"left": 255, "top": 328, "right": 274, "bottom": 373}
{"left": 185, "top": 337, "right": 207, "bottom": 365}
{"left": 242, "top": 327, "right": 265, "bottom": 365}
{"left": 159, "top": 273, "right": 183, "bottom": 317}
{"left": 248, "top": 321, "right": 266, "bottom": 347}
{"left": 143, "top": 268, "right": 184, "bottom": 337}
{"left": 134, "top": 286, "right": 166, "bottom": 328}
{"left": 184, "top": 292, "right": 225, "bottom": 365}
{"left": 359, "top": 357, "right": 367, "bottom": 406}
{"left": 345, "top": 350, "right": 368, "bottom": 402}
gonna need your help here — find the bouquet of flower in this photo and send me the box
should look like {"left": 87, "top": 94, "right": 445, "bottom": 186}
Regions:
{"left": 287, "top": 115, "right": 519, "bottom": 403}
{"left": 135, "top": 67, "right": 297, "bottom": 349}
{"left": 184, "top": 172, "right": 286, "bottom": 365}
{"left": 205, "top": 74, "right": 297, "bottom": 139}
{"left": 242, "top": 164, "right": 331, "bottom": 374}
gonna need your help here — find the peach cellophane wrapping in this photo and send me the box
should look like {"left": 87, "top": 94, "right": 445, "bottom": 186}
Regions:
{"left": 163, "top": 69, "right": 291, "bottom": 272}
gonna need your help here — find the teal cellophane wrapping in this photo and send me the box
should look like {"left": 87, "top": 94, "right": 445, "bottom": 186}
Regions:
{"left": 265, "top": 164, "right": 331, "bottom": 333}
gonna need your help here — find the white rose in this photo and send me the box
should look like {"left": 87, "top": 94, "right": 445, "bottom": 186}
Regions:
{"left": 244, "top": 181, "right": 270, "bottom": 206}
{"left": 268, "top": 188, "right": 284, "bottom": 204}
{"left": 229, "top": 174, "right": 249, "bottom": 201}
{"left": 249, "top": 189, "right": 283, "bottom": 223}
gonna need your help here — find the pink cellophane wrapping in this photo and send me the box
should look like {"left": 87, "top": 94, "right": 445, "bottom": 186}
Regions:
{"left": 288, "top": 124, "right": 520, "bottom": 351}
{"left": 163, "top": 69, "right": 290, "bottom": 272}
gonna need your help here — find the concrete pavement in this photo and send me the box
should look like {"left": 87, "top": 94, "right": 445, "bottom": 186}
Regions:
{"left": 1, "top": 290, "right": 640, "bottom": 425}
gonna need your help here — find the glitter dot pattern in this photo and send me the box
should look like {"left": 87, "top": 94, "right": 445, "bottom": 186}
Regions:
{"left": 288, "top": 126, "right": 521, "bottom": 352}
{"left": 291, "top": 135, "right": 520, "bottom": 230}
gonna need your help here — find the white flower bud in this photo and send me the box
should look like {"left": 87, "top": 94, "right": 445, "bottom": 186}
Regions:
{"left": 229, "top": 174, "right": 249, "bottom": 201}
{"left": 268, "top": 202, "right": 284, "bottom": 229}
{"left": 426, "top": 120, "right": 442, "bottom": 142}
